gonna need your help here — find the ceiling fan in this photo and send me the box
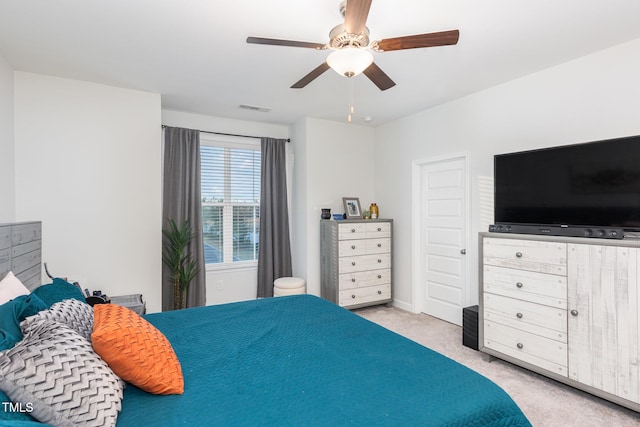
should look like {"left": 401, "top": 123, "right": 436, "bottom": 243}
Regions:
{"left": 246, "top": 0, "right": 459, "bottom": 91}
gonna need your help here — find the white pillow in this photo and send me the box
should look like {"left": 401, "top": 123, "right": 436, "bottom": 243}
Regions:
{"left": 0, "top": 271, "right": 30, "bottom": 305}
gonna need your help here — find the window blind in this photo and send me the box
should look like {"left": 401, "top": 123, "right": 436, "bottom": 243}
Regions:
{"left": 201, "top": 143, "right": 261, "bottom": 265}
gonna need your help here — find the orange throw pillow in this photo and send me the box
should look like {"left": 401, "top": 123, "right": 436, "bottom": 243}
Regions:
{"left": 92, "top": 304, "right": 184, "bottom": 395}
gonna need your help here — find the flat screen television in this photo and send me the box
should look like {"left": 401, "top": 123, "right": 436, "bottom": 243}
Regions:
{"left": 494, "top": 135, "right": 640, "bottom": 231}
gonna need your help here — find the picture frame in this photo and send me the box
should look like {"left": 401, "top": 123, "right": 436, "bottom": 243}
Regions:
{"left": 342, "top": 197, "right": 362, "bottom": 219}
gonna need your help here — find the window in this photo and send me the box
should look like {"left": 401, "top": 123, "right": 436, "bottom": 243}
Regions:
{"left": 200, "top": 135, "right": 261, "bottom": 266}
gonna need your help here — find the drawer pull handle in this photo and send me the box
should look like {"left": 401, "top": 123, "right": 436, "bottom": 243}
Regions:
{"left": 378, "top": 290, "right": 382, "bottom": 295}
{"left": 377, "top": 275, "right": 382, "bottom": 279}
{"left": 377, "top": 227, "right": 381, "bottom": 231}
{"left": 352, "top": 295, "right": 356, "bottom": 299}
{"left": 351, "top": 278, "right": 356, "bottom": 283}
{"left": 377, "top": 259, "right": 382, "bottom": 263}
{"left": 516, "top": 282, "right": 523, "bottom": 288}
{"left": 515, "top": 252, "right": 523, "bottom": 258}
{"left": 516, "top": 313, "right": 523, "bottom": 319}
{"left": 351, "top": 245, "right": 356, "bottom": 249}
{"left": 570, "top": 309, "right": 579, "bottom": 317}
{"left": 377, "top": 243, "right": 382, "bottom": 247}
{"left": 352, "top": 262, "right": 356, "bottom": 266}
{"left": 517, "top": 343, "right": 524, "bottom": 349}
{"left": 351, "top": 228, "right": 356, "bottom": 233}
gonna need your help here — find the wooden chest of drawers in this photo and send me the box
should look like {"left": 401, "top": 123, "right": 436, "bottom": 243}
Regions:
{"left": 321, "top": 219, "right": 392, "bottom": 309}
{"left": 479, "top": 233, "right": 640, "bottom": 413}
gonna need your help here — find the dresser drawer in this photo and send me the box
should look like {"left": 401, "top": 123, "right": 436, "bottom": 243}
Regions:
{"left": 338, "top": 238, "right": 390, "bottom": 256}
{"left": 483, "top": 238, "right": 567, "bottom": 275}
{"left": 484, "top": 320, "right": 568, "bottom": 376}
{"left": 483, "top": 265, "right": 567, "bottom": 309}
{"left": 339, "top": 223, "right": 366, "bottom": 240}
{"left": 339, "top": 253, "right": 391, "bottom": 273}
{"left": 12, "top": 223, "right": 42, "bottom": 245}
{"left": 339, "top": 284, "right": 391, "bottom": 307}
{"left": 11, "top": 249, "right": 41, "bottom": 277}
{"left": 338, "top": 222, "right": 391, "bottom": 240}
{"left": 484, "top": 293, "right": 567, "bottom": 342}
{"left": 364, "top": 222, "right": 391, "bottom": 237}
{"left": 339, "top": 268, "right": 390, "bottom": 290}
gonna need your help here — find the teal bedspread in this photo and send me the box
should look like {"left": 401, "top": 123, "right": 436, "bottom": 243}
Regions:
{"left": 117, "top": 295, "right": 530, "bottom": 426}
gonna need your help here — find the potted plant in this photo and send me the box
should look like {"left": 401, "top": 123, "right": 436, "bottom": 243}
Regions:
{"left": 162, "top": 219, "right": 199, "bottom": 310}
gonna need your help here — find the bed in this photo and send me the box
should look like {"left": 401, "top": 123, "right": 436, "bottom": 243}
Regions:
{"left": 2, "top": 293, "right": 530, "bottom": 426}
{"left": 119, "top": 295, "right": 530, "bottom": 426}
{"left": 0, "top": 221, "right": 530, "bottom": 426}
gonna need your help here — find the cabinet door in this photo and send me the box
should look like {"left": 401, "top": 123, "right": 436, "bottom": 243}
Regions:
{"left": 567, "top": 244, "right": 640, "bottom": 404}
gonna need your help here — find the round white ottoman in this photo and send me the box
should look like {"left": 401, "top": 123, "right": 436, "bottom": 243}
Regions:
{"left": 273, "top": 277, "right": 306, "bottom": 296}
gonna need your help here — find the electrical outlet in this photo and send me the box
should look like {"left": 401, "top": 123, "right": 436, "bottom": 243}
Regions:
{"left": 216, "top": 280, "right": 224, "bottom": 290}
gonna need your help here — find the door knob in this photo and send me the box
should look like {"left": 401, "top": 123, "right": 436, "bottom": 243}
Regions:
{"left": 460, "top": 249, "right": 466, "bottom": 255}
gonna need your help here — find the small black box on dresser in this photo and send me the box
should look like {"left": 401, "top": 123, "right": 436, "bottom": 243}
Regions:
{"left": 462, "top": 305, "right": 479, "bottom": 350}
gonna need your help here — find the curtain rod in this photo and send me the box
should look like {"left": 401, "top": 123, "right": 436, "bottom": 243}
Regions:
{"left": 162, "top": 125, "right": 290, "bottom": 142}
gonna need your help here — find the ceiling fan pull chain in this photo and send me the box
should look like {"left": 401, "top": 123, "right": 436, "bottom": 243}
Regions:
{"left": 347, "top": 78, "right": 355, "bottom": 123}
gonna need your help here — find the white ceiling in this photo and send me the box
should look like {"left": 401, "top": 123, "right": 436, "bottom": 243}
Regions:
{"left": 1, "top": 0, "right": 640, "bottom": 127}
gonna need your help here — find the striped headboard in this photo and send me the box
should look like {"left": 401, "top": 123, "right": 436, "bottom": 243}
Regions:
{"left": 0, "top": 221, "right": 42, "bottom": 290}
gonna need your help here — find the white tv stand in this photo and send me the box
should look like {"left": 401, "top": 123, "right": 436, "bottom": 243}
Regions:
{"left": 479, "top": 232, "right": 640, "bottom": 413}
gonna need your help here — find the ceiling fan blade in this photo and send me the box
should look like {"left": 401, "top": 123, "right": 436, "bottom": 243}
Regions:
{"left": 363, "top": 62, "right": 396, "bottom": 91}
{"left": 375, "top": 30, "right": 460, "bottom": 52}
{"left": 344, "top": 0, "right": 372, "bottom": 34}
{"left": 247, "top": 36, "right": 326, "bottom": 50}
{"left": 291, "top": 62, "right": 331, "bottom": 89}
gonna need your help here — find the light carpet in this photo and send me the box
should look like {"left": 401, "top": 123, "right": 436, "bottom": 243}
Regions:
{"left": 355, "top": 304, "right": 640, "bottom": 427}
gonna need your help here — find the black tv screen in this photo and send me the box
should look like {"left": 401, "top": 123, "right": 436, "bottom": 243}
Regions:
{"left": 494, "top": 135, "right": 640, "bottom": 230}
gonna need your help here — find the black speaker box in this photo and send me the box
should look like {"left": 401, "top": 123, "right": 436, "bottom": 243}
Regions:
{"left": 488, "top": 223, "right": 624, "bottom": 239}
{"left": 462, "top": 305, "right": 479, "bottom": 351}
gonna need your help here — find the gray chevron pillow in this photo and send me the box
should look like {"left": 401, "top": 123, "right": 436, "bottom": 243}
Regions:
{"left": 21, "top": 298, "right": 94, "bottom": 341}
{"left": 0, "top": 320, "right": 124, "bottom": 427}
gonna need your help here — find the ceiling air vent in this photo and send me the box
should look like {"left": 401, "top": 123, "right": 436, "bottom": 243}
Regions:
{"left": 239, "top": 104, "right": 271, "bottom": 113}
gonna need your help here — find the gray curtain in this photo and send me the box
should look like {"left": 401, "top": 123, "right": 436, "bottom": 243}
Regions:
{"left": 257, "top": 138, "right": 292, "bottom": 297}
{"left": 162, "top": 126, "right": 206, "bottom": 310}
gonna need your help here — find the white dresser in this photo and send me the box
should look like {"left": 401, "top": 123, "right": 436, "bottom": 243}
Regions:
{"left": 320, "top": 219, "right": 392, "bottom": 309}
{"left": 479, "top": 232, "right": 640, "bottom": 413}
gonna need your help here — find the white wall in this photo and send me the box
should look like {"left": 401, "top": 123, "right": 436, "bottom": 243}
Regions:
{"left": 0, "top": 53, "right": 15, "bottom": 222}
{"left": 295, "top": 118, "right": 375, "bottom": 296}
{"left": 14, "top": 72, "right": 163, "bottom": 312}
{"left": 161, "top": 109, "right": 291, "bottom": 305}
{"left": 375, "top": 37, "right": 640, "bottom": 310}
{"left": 290, "top": 119, "right": 308, "bottom": 283}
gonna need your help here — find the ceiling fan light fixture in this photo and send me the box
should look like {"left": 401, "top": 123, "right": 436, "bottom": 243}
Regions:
{"left": 327, "top": 47, "right": 373, "bottom": 78}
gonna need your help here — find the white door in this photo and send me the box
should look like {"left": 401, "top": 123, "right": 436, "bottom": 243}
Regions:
{"left": 417, "top": 155, "right": 468, "bottom": 325}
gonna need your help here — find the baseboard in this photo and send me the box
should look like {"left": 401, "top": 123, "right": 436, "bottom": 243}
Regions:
{"left": 391, "top": 298, "right": 413, "bottom": 312}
